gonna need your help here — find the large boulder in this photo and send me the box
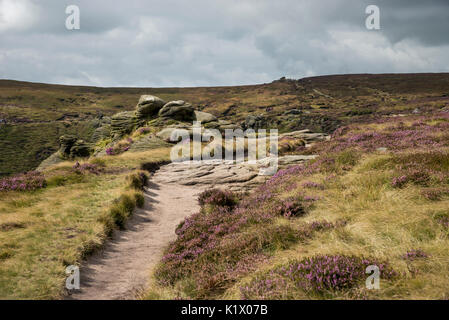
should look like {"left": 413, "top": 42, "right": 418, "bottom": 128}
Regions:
{"left": 59, "top": 135, "right": 78, "bottom": 155}
{"left": 58, "top": 135, "right": 91, "bottom": 158}
{"left": 158, "top": 100, "right": 195, "bottom": 121}
{"left": 91, "top": 124, "right": 111, "bottom": 142}
{"left": 194, "top": 111, "right": 217, "bottom": 123}
{"left": 217, "top": 120, "right": 242, "bottom": 131}
{"left": 136, "top": 95, "right": 166, "bottom": 119}
{"left": 110, "top": 111, "right": 141, "bottom": 137}
{"left": 70, "top": 140, "right": 91, "bottom": 158}
{"left": 156, "top": 127, "right": 193, "bottom": 143}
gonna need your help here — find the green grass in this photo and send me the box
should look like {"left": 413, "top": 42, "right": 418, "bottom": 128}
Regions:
{"left": 0, "top": 122, "right": 95, "bottom": 176}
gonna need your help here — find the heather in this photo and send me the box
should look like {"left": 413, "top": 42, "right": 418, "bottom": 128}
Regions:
{"left": 403, "top": 249, "right": 429, "bottom": 261}
{"left": 73, "top": 162, "right": 102, "bottom": 175}
{"left": 106, "top": 138, "right": 134, "bottom": 156}
{"left": 198, "top": 188, "right": 238, "bottom": 209}
{"left": 153, "top": 170, "right": 339, "bottom": 299}
{"left": 0, "top": 171, "right": 46, "bottom": 192}
{"left": 151, "top": 113, "right": 449, "bottom": 300}
{"left": 310, "top": 113, "right": 449, "bottom": 154}
{"left": 240, "top": 255, "right": 397, "bottom": 299}
{"left": 154, "top": 185, "right": 329, "bottom": 298}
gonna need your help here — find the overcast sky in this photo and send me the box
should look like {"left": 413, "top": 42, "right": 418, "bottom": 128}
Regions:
{"left": 0, "top": 0, "right": 448, "bottom": 87}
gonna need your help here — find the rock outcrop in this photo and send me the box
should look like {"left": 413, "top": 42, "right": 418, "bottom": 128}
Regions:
{"left": 110, "top": 111, "right": 141, "bottom": 137}
{"left": 59, "top": 135, "right": 78, "bottom": 156}
{"left": 92, "top": 124, "right": 112, "bottom": 141}
{"left": 69, "top": 140, "right": 91, "bottom": 157}
{"left": 59, "top": 135, "right": 91, "bottom": 159}
{"left": 136, "top": 95, "right": 166, "bottom": 119}
{"left": 158, "top": 100, "right": 195, "bottom": 121}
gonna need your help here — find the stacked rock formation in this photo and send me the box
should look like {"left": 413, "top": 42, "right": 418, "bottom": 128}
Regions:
{"left": 59, "top": 135, "right": 91, "bottom": 159}
{"left": 136, "top": 95, "right": 166, "bottom": 119}
{"left": 158, "top": 100, "right": 195, "bottom": 121}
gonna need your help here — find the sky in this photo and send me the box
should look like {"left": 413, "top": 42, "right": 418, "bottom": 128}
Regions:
{"left": 0, "top": 0, "right": 448, "bottom": 87}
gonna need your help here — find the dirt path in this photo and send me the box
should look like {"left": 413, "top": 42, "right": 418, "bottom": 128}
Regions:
{"left": 67, "top": 167, "right": 204, "bottom": 300}
{"left": 67, "top": 153, "right": 318, "bottom": 300}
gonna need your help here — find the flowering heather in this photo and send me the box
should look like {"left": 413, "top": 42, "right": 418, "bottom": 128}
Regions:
{"left": 105, "top": 138, "right": 134, "bottom": 156}
{"left": 403, "top": 249, "right": 429, "bottom": 261}
{"left": 308, "top": 219, "right": 346, "bottom": 231}
{"left": 392, "top": 175, "right": 408, "bottom": 188}
{"left": 105, "top": 147, "right": 114, "bottom": 156}
{"left": 241, "top": 255, "right": 397, "bottom": 299}
{"left": 73, "top": 162, "right": 102, "bottom": 175}
{"left": 268, "top": 156, "right": 339, "bottom": 189}
{"left": 436, "top": 216, "right": 449, "bottom": 229}
{"left": 240, "top": 277, "right": 290, "bottom": 300}
{"left": 137, "top": 127, "right": 151, "bottom": 135}
{"left": 311, "top": 114, "right": 449, "bottom": 154}
{"left": 421, "top": 188, "right": 447, "bottom": 201}
{"left": 388, "top": 151, "right": 449, "bottom": 190}
{"left": 198, "top": 188, "right": 238, "bottom": 209}
{"left": 275, "top": 196, "right": 306, "bottom": 218}
{"left": 0, "top": 171, "right": 46, "bottom": 192}
{"left": 155, "top": 183, "right": 306, "bottom": 291}
{"left": 302, "top": 181, "right": 325, "bottom": 190}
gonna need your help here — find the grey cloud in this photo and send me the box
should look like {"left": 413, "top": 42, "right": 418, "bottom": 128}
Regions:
{"left": 0, "top": 0, "right": 448, "bottom": 87}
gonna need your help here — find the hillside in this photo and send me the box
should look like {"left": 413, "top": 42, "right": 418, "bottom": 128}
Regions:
{"left": 0, "top": 73, "right": 448, "bottom": 300}
{"left": 1, "top": 73, "right": 449, "bottom": 175}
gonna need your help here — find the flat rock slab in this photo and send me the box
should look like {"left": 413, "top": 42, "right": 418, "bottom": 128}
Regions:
{"left": 157, "top": 155, "right": 317, "bottom": 192}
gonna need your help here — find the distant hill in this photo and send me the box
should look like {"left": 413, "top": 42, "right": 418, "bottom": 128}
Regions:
{"left": 1, "top": 73, "right": 449, "bottom": 175}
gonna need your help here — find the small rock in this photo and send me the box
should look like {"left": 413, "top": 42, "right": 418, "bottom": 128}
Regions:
{"left": 244, "top": 115, "right": 266, "bottom": 130}
{"left": 194, "top": 111, "right": 217, "bottom": 123}
{"left": 283, "top": 109, "right": 302, "bottom": 115}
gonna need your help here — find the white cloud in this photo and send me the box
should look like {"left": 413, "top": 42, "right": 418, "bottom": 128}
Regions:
{"left": 0, "top": 0, "right": 40, "bottom": 32}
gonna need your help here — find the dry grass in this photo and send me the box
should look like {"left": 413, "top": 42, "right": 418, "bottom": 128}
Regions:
{"left": 0, "top": 146, "right": 172, "bottom": 299}
{"left": 224, "top": 153, "right": 449, "bottom": 299}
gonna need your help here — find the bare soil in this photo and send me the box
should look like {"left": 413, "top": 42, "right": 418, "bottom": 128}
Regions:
{"left": 67, "top": 166, "right": 204, "bottom": 300}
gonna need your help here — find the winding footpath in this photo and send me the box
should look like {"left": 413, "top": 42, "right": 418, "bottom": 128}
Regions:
{"left": 67, "top": 166, "right": 204, "bottom": 300}
{"left": 67, "top": 153, "right": 318, "bottom": 300}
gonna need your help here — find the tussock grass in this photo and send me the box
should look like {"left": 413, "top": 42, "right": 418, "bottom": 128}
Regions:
{"left": 0, "top": 146, "right": 171, "bottom": 299}
{"left": 150, "top": 116, "right": 449, "bottom": 300}
{"left": 225, "top": 155, "right": 449, "bottom": 299}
